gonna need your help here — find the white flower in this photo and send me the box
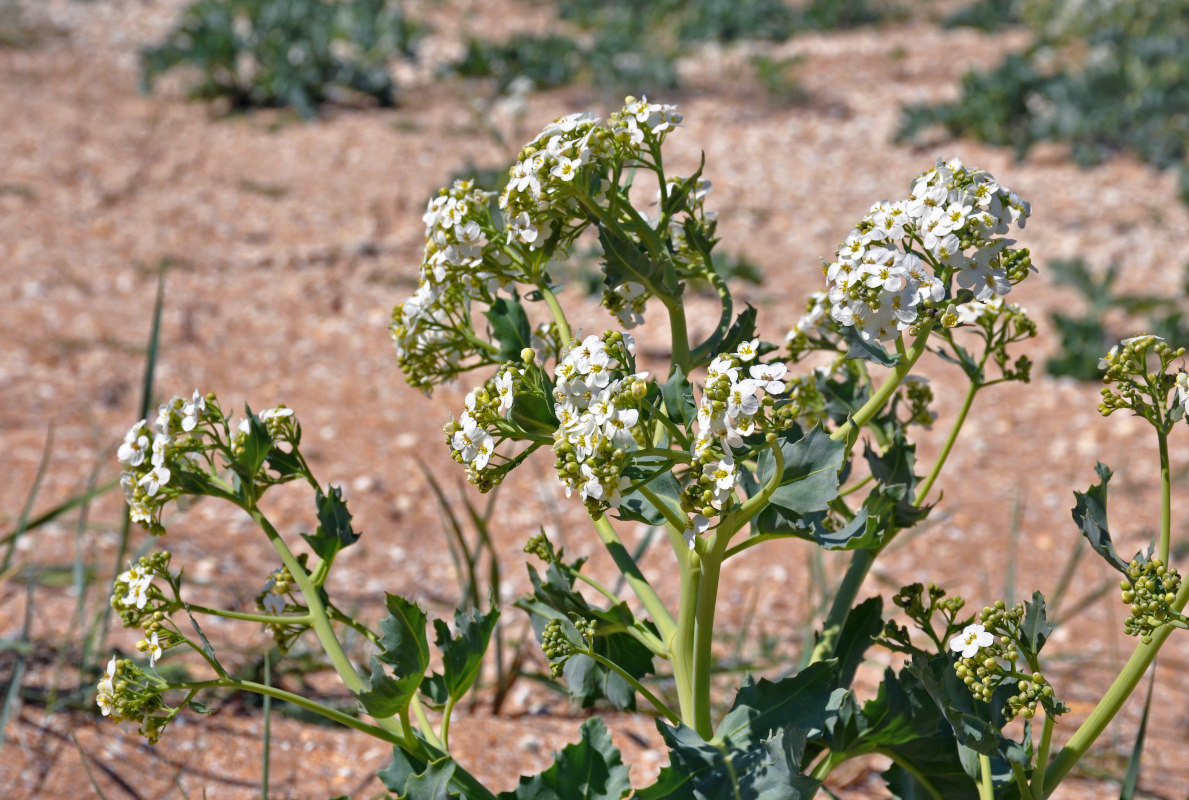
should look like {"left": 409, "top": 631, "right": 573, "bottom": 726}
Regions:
{"left": 495, "top": 369, "right": 515, "bottom": 416}
{"left": 749, "top": 362, "right": 788, "bottom": 394}
{"left": 180, "top": 390, "right": 206, "bottom": 432}
{"left": 949, "top": 623, "right": 994, "bottom": 658}
{"left": 683, "top": 514, "right": 710, "bottom": 549}
{"left": 138, "top": 464, "right": 171, "bottom": 497}
{"left": 1175, "top": 372, "right": 1188, "bottom": 414}
{"left": 144, "top": 631, "right": 163, "bottom": 668}
{"left": 702, "top": 456, "right": 737, "bottom": 509}
{"left": 119, "top": 564, "right": 154, "bottom": 610}
{"left": 117, "top": 421, "right": 152, "bottom": 467}
{"left": 735, "top": 339, "right": 760, "bottom": 362}
{"left": 550, "top": 156, "right": 581, "bottom": 181}
{"left": 96, "top": 657, "right": 118, "bottom": 716}
{"left": 259, "top": 406, "right": 294, "bottom": 422}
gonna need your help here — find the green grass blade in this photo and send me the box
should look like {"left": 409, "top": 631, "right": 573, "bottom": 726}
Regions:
{"left": 0, "top": 424, "right": 54, "bottom": 572}
{"left": 0, "top": 576, "right": 34, "bottom": 743}
{"left": 420, "top": 464, "right": 480, "bottom": 608}
{"left": 1118, "top": 663, "right": 1156, "bottom": 800}
{"left": 1047, "top": 537, "right": 1086, "bottom": 620}
{"left": 0, "top": 477, "right": 119, "bottom": 549}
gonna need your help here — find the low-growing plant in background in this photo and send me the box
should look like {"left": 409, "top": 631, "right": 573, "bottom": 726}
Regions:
{"left": 1044, "top": 258, "right": 1189, "bottom": 382}
{"left": 98, "top": 97, "right": 1189, "bottom": 798}
{"left": 141, "top": 0, "right": 420, "bottom": 117}
{"left": 444, "top": 0, "right": 899, "bottom": 99}
{"left": 899, "top": 0, "right": 1189, "bottom": 202}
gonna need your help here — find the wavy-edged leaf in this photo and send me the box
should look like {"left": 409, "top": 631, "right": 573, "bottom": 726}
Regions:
{"left": 842, "top": 326, "right": 901, "bottom": 367}
{"left": 498, "top": 718, "right": 630, "bottom": 800}
{"left": 762, "top": 425, "right": 846, "bottom": 516}
{"left": 435, "top": 606, "right": 499, "bottom": 703}
{"left": 1072, "top": 462, "right": 1127, "bottom": 573}
{"left": 598, "top": 225, "right": 679, "bottom": 299}
{"left": 660, "top": 367, "right": 696, "bottom": 427}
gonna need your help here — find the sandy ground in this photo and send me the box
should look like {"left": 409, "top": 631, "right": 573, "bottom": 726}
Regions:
{"left": 2, "top": 0, "right": 1189, "bottom": 797}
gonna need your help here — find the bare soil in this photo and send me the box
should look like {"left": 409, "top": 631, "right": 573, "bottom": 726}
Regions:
{"left": 2, "top": 1, "right": 1189, "bottom": 798}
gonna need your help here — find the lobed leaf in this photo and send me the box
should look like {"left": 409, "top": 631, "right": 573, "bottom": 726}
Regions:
{"left": 498, "top": 718, "right": 631, "bottom": 800}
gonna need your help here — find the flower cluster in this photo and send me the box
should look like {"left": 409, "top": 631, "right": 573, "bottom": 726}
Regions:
{"left": 680, "top": 342, "right": 792, "bottom": 543}
{"left": 111, "top": 552, "right": 171, "bottom": 625}
{"left": 551, "top": 333, "right": 647, "bottom": 514}
{"left": 499, "top": 112, "right": 613, "bottom": 249}
{"left": 96, "top": 656, "right": 172, "bottom": 743}
{"left": 229, "top": 405, "right": 297, "bottom": 458}
{"left": 1120, "top": 556, "right": 1185, "bottom": 643}
{"left": 391, "top": 179, "right": 501, "bottom": 392}
{"left": 948, "top": 601, "right": 1066, "bottom": 720}
{"left": 825, "top": 157, "right": 1031, "bottom": 341}
{"left": 118, "top": 392, "right": 211, "bottom": 535}
{"left": 445, "top": 365, "right": 521, "bottom": 491}
{"left": 607, "top": 96, "right": 683, "bottom": 153}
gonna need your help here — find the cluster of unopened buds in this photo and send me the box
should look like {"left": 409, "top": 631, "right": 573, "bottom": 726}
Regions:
{"left": 1120, "top": 556, "right": 1186, "bottom": 643}
{"left": 540, "top": 617, "right": 597, "bottom": 678}
{"left": 949, "top": 601, "right": 1064, "bottom": 720}
{"left": 1098, "top": 335, "right": 1188, "bottom": 420}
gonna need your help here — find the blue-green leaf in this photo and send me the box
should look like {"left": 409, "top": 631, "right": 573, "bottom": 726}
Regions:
{"left": 660, "top": 367, "right": 696, "bottom": 427}
{"left": 1071, "top": 462, "right": 1128, "bottom": 573}
{"left": 842, "top": 326, "right": 901, "bottom": 367}
{"left": 498, "top": 718, "right": 631, "bottom": 800}
{"left": 762, "top": 425, "right": 846, "bottom": 516}
{"left": 302, "top": 485, "right": 360, "bottom": 562}
{"left": 485, "top": 293, "right": 532, "bottom": 363}
{"left": 435, "top": 606, "right": 499, "bottom": 703}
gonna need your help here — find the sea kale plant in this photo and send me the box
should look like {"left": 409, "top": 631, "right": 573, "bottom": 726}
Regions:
{"left": 102, "top": 97, "right": 1189, "bottom": 798}
{"left": 141, "top": 0, "right": 419, "bottom": 118}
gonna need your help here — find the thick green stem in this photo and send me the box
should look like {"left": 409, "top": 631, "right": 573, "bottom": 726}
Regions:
{"left": 977, "top": 754, "right": 994, "bottom": 800}
{"left": 690, "top": 543, "right": 724, "bottom": 738}
{"left": 1009, "top": 762, "right": 1032, "bottom": 800}
{"left": 665, "top": 298, "right": 692, "bottom": 377}
{"left": 1029, "top": 712, "right": 1054, "bottom": 799}
{"left": 538, "top": 284, "right": 572, "bottom": 344}
{"left": 591, "top": 514, "right": 676, "bottom": 640}
{"left": 830, "top": 325, "right": 934, "bottom": 446}
{"left": 249, "top": 508, "right": 405, "bottom": 740}
{"left": 672, "top": 549, "right": 701, "bottom": 728}
{"left": 1042, "top": 575, "right": 1189, "bottom": 795}
{"left": 1157, "top": 430, "right": 1171, "bottom": 564}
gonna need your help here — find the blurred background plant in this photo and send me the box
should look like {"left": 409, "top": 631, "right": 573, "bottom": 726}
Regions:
{"left": 1044, "top": 258, "right": 1189, "bottom": 381}
{"left": 444, "top": 0, "right": 901, "bottom": 100}
{"left": 141, "top": 0, "right": 421, "bottom": 117}
{"left": 900, "top": 0, "right": 1189, "bottom": 202}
